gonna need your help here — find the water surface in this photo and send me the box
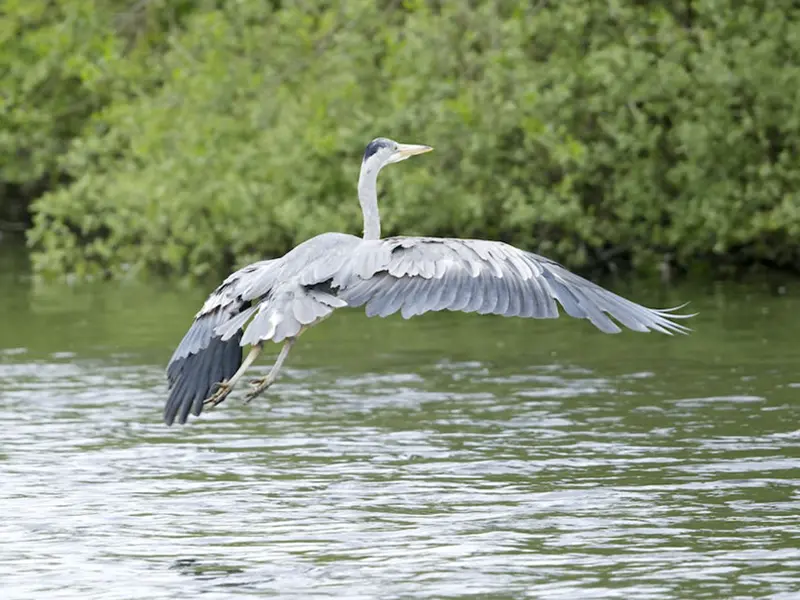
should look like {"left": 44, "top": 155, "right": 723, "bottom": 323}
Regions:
{"left": 1, "top": 237, "right": 799, "bottom": 599}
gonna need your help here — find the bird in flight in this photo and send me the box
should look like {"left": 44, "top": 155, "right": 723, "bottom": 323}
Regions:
{"left": 164, "top": 138, "right": 692, "bottom": 425}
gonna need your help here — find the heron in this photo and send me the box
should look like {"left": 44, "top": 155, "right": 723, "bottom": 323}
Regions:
{"left": 164, "top": 137, "right": 693, "bottom": 426}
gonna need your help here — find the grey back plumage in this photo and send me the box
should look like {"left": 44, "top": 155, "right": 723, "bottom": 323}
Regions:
{"left": 215, "top": 233, "right": 359, "bottom": 346}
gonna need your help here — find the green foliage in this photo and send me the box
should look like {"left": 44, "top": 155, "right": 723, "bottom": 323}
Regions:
{"left": 11, "top": 0, "right": 800, "bottom": 281}
{"left": 0, "top": 0, "right": 210, "bottom": 220}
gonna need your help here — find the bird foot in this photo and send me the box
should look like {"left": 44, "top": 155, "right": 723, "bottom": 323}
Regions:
{"left": 204, "top": 380, "right": 233, "bottom": 408}
{"left": 244, "top": 377, "right": 274, "bottom": 404}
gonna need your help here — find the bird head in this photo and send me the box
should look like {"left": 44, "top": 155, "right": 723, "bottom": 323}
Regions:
{"left": 362, "top": 137, "right": 433, "bottom": 170}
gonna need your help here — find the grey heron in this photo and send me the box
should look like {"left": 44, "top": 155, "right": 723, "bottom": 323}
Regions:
{"left": 164, "top": 137, "right": 693, "bottom": 426}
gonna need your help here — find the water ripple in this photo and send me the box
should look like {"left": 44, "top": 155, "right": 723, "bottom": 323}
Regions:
{"left": 1, "top": 352, "right": 798, "bottom": 600}
{"left": 7, "top": 227, "right": 800, "bottom": 600}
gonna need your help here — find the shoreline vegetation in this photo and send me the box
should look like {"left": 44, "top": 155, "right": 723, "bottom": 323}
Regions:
{"left": 3, "top": 1, "right": 799, "bottom": 283}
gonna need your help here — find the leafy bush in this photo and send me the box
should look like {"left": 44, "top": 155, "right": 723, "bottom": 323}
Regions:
{"left": 17, "top": 0, "right": 800, "bottom": 281}
{"left": 0, "top": 0, "right": 206, "bottom": 224}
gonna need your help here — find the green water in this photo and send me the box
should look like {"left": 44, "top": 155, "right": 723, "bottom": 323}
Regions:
{"left": 1, "top": 235, "right": 799, "bottom": 599}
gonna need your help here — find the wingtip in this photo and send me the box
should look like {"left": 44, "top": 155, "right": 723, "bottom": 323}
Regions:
{"left": 656, "top": 301, "right": 697, "bottom": 319}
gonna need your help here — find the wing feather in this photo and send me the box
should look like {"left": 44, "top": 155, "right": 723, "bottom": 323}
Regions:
{"left": 335, "top": 237, "right": 693, "bottom": 334}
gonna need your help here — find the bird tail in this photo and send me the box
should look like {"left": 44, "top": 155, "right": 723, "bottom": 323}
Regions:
{"left": 164, "top": 310, "right": 243, "bottom": 426}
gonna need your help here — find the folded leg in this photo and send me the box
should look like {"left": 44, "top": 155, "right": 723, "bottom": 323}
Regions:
{"left": 244, "top": 337, "right": 296, "bottom": 404}
{"left": 203, "top": 343, "right": 262, "bottom": 408}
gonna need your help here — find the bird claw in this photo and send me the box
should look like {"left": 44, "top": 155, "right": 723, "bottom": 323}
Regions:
{"left": 243, "top": 377, "right": 270, "bottom": 404}
{"left": 204, "top": 381, "right": 232, "bottom": 408}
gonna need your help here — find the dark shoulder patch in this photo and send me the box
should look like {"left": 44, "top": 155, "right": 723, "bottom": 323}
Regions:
{"left": 363, "top": 138, "right": 389, "bottom": 161}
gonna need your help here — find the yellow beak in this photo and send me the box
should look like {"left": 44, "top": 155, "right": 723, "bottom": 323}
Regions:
{"left": 393, "top": 143, "right": 434, "bottom": 160}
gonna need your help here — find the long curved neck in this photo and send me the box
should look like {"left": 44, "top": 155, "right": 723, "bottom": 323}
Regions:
{"left": 357, "top": 162, "right": 381, "bottom": 240}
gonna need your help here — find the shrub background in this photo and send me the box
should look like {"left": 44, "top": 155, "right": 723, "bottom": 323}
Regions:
{"left": 2, "top": 0, "right": 799, "bottom": 281}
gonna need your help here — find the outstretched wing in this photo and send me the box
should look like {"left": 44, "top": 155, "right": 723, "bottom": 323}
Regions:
{"left": 166, "top": 259, "right": 281, "bottom": 369}
{"left": 164, "top": 258, "right": 282, "bottom": 425}
{"left": 331, "top": 237, "right": 692, "bottom": 334}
